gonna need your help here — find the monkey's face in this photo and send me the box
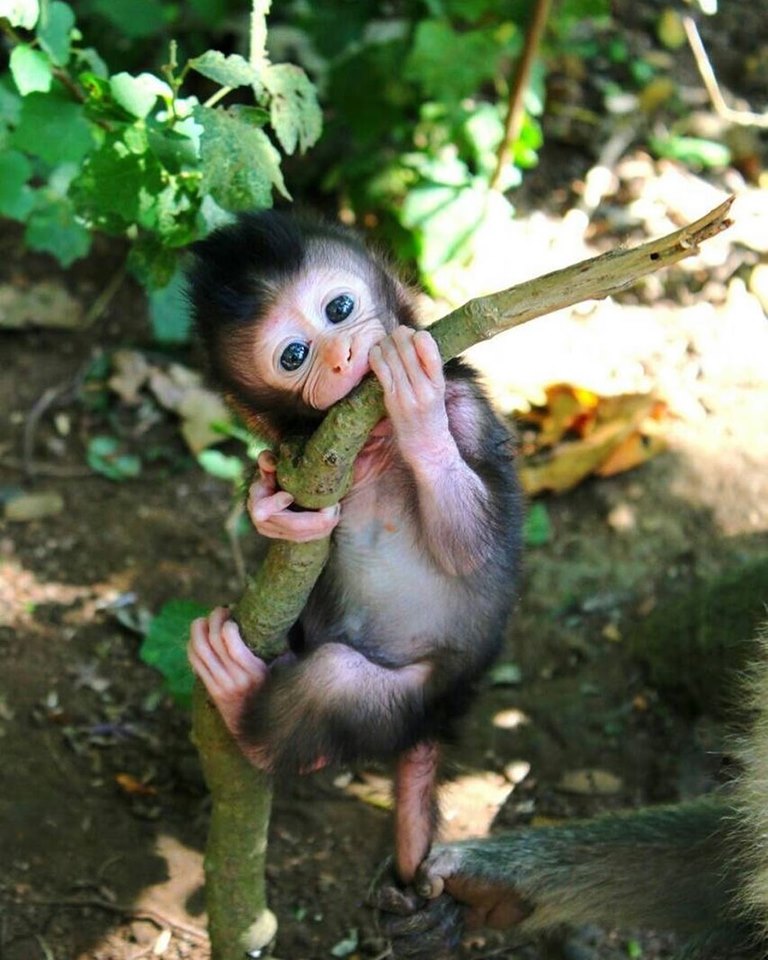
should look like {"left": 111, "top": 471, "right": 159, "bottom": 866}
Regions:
{"left": 248, "top": 263, "right": 391, "bottom": 411}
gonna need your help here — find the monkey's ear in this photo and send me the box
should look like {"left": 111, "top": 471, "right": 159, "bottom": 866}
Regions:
{"left": 224, "top": 393, "right": 281, "bottom": 445}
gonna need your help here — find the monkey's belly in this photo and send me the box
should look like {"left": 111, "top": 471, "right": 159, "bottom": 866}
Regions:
{"left": 302, "top": 527, "right": 477, "bottom": 666}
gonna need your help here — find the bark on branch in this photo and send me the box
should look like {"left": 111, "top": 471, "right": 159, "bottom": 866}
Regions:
{"left": 192, "top": 196, "right": 733, "bottom": 959}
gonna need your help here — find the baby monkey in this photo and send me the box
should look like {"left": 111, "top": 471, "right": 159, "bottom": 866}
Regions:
{"left": 187, "top": 211, "right": 521, "bottom": 883}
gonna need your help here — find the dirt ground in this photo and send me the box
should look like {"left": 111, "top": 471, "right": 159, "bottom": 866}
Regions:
{"left": 2, "top": 8, "right": 768, "bottom": 960}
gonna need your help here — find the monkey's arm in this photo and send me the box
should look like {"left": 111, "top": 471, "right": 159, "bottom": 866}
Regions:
{"left": 369, "top": 328, "right": 498, "bottom": 575}
{"left": 376, "top": 798, "right": 753, "bottom": 956}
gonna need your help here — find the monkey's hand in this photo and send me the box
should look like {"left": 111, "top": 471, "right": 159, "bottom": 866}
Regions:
{"left": 248, "top": 450, "right": 340, "bottom": 542}
{"left": 368, "top": 327, "right": 450, "bottom": 468}
{"left": 370, "top": 327, "right": 492, "bottom": 576}
{"left": 414, "top": 843, "right": 534, "bottom": 930}
{"left": 188, "top": 607, "right": 273, "bottom": 768}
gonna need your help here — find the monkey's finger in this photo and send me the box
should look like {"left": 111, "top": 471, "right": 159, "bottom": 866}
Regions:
{"left": 371, "top": 883, "right": 424, "bottom": 916}
{"left": 257, "top": 449, "right": 277, "bottom": 475}
{"left": 415, "top": 873, "right": 445, "bottom": 899}
{"left": 369, "top": 343, "right": 395, "bottom": 394}
{"left": 206, "top": 606, "right": 230, "bottom": 636}
{"left": 188, "top": 618, "right": 230, "bottom": 694}
{"left": 248, "top": 490, "right": 294, "bottom": 524}
{"left": 258, "top": 504, "right": 340, "bottom": 541}
{"left": 221, "top": 620, "right": 269, "bottom": 678}
{"left": 413, "top": 331, "right": 445, "bottom": 387}
{"left": 391, "top": 328, "right": 433, "bottom": 394}
{"left": 248, "top": 471, "right": 279, "bottom": 506}
{"left": 414, "top": 848, "right": 462, "bottom": 899}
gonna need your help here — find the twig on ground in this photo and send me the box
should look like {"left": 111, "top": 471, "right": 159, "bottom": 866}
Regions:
{"left": 683, "top": 16, "right": 768, "bottom": 129}
{"left": 13, "top": 896, "right": 207, "bottom": 943}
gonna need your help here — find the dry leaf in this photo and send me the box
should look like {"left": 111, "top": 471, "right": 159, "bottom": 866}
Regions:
{"left": 518, "top": 385, "right": 668, "bottom": 494}
{"left": 115, "top": 773, "right": 157, "bottom": 797}
{"left": 0, "top": 282, "right": 83, "bottom": 330}
{"left": 558, "top": 769, "right": 623, "bottom": 796}
{"left": 149, "top": 364, "right": 230, "bottom": 453}
{"left": 5, "top": 491, "right": 64, "bottom": 521}
{"left": 108, "top": 349, "right": 151, "bottom": 405}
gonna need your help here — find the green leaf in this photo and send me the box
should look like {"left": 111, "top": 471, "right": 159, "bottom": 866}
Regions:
{"left": 196, "top": 104, "right": 290, "bottom": 209}
{"left": 523, "top": 501, "right": 552, "bottom": 547}
{"left": 127, "top": 235, "right": 178, "bottom": 289}
{"left": 488, "top": 661, "right": 522, "bottom": 685}
{"left": 401, "top": 173, "right": 488, "bottom": 274}
{"left": 9, "top": 45, "right": 53, "bottom": 95}
{"left": 75, "top": 46, "right": 108, "bottom": 79}
{"left": 147, "top": 121, "right": 201, "bottom": 171}
{"left": 71, "top": 136, "right": 164, "bottom": 230}
{"left": 0, "top": 150, "right": 35, "bottom": 219}
{"left": 405, "top": 19, "right": 510, "bottom": 101}
{"left": 263, "top": 63, "right": 322, "bottom": 155}
{"left": 0, "top": 0, "right": 39, "bottom": 29}
{"left": 330, "top": 930, "right": 359, "bottom": 958}
{"left": 10, "top": 91, "right": 93, "bottom": 165}
{"left": 138, "top": 178, "right": 198, "bottom": 246}
{"left": 0, "top": 77, "right": 22, "bottom": 126}
{"left": 90, "top": 0, "right": 170, "bottom": 39}
{"left": 148, "top": 266, "right": 192, "bottom": 343}
{"left": 110, "top": 72, "right": 171, "bottom": 119}
{"left": 651, "top": 134, "right": 731, "bottom": 169}
{"left": 25, "top": 196, "right": 91, "bottom": 266}
{"left": 197, "top": 449, "right": 245, "bottom": 482}
{"left": 36, "top": 1, "right": 75, "bottom": 66}
{"left": 86, "top": 435, "right": 142, "bottom": 481}
{"left": 189, "top": 50, "right": 259, "bottom": 88}
{"left": 140, "top": 599, "right": 208, "bottom": 707}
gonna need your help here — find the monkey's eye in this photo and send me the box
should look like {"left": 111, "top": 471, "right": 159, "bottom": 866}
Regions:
{"left": 325, "top": 294, "right": 355, "bottom": 324}
{"left": 280, "top": 341, "right": 309, "bottom": 371}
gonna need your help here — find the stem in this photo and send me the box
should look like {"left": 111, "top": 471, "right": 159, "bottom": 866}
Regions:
{"left": 203, "top": 85, "right": 234, "bottom": 109}
{"left": 490, "top": 0, "right": 553, "bottom": 192}
{"left": 250, "top": 0, "right": 272, "bottom": 68}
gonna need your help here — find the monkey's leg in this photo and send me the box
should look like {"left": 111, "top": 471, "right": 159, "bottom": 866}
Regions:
{"left": 395, "top": 742, "right": 440, "bottom": 885}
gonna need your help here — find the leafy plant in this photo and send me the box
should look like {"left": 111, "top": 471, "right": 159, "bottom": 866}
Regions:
{"left": 0, "top": 0, "right": 322, "bottom": 333}
{"left": 286, "top": 0, "right": 609, "bottom": 289}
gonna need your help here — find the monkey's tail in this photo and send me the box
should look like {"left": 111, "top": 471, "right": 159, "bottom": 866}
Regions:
{"left": 733, "top": 621, "right": 768, "bottom": 937}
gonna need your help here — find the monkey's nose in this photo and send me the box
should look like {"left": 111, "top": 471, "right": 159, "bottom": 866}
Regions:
{"left": 320, "top": 337, "right": 353, "bottom": 372}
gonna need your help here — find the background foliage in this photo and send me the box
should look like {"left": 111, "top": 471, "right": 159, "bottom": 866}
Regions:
{"left": 0, "top": 0, "right": 638, "bottom": 323}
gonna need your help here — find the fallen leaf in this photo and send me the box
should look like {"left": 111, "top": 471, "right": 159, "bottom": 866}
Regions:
{"left": 558, "top": 769, "right": 623, "bottom": 796}
{"left": 108, "top": 349, "right": 151, "bottom": 405}
{"left": 0, "top": 282, "right": 83, "bottom": 329}
{"left": 4, "top": 491, "right": 64, "bottom": 521}
{"left": 115, "top": 773, "right": 157, "bottom": 797}
{"left": 517, "top": 385, "right": 668, "bottom": 495}
{"left": 149, "top": 365, "right": 230, "bottom": 453}
{"left": 342, "top": 772, "right": 392, "bottom": 810}
{"left": 179, "top": 388, "right": 231, "bottom": 453}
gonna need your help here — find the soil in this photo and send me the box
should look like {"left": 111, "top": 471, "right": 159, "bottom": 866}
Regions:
{"left": 2, "top": 7, "right": 768, "bottom": 960}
